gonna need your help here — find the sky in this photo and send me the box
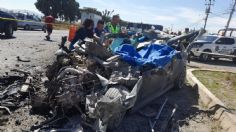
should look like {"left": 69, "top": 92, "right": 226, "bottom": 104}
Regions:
{"left": 0, "top": 0, "right": 236, "bottom": 32}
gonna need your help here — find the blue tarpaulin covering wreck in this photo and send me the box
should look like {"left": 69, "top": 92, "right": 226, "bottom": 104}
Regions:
{"left": 115, "top": 44, "right": 177, "bottom": 68}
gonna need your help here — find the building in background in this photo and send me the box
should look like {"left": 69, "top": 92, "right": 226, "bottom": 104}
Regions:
{"left": 81, "top": 7, "right": 102, "bottom": 25}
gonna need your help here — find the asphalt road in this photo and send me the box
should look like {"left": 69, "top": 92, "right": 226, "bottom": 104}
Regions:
{"left": 188, "top": 58, "right": 236, "bottom": 73}
{"left": 0, "top": 30, "right": 68, "bottom": 74}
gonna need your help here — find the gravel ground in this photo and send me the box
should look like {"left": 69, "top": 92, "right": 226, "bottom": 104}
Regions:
{"left": 0, "top": 30, "right": 223, "bottom": 132}
{"left": 117, "top": 84, "right": 222, "bottom": 132}
{"left": 0, "top": 30, "right": 68, "bottom": 74}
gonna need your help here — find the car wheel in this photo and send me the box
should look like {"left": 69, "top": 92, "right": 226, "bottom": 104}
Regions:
{"left": 175, "top": 69, "right": 186, "bottom": 89}
{"left": 214, "top": 57, "right": 219, "bottom": 61}
{"left": 200, "top": 51, "right": 211, "bottom": 62}
{"left": 233, "top": 58, "right": 236, "bottom": 63}
{"left": 42, "top": 26, "right": 46, "bottom": 32}
{"left": 232, "top": 51, "right": 236, "bottom": 63}
{"left": 105, "top": 86, "right": 129, "bottom": 130}
{"left": 24, "top": 25, "right": 30, "bottom": 30}
{"left": 5, "top": 24, "right": 13, "bottom": 37}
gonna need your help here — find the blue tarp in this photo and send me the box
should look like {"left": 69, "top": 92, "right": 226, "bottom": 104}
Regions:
{"left": 115, "top": 44, "right": 177, "bottom": 68}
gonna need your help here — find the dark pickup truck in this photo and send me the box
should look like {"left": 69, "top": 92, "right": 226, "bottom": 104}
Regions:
{"left": 0, "top": 11, "right": 17, "bottom": 37}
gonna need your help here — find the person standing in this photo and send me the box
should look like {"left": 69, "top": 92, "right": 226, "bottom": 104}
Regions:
{"left": 105, "top": 15, "right": 121, "bottom": 34}
{"left": 45, "top": 15, "right": 55, "bottom": 40}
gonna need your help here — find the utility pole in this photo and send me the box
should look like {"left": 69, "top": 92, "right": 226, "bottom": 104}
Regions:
{"left": 203, "top": 0, "right": 214, "bottom": 30}
{"left": 224, "top": 0, "right": 236, "bottom": 36}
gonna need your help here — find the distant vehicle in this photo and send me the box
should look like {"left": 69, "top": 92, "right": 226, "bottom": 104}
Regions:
{"left": 190, "top": 35, "right": 236, "bottom": 63}
{"left": 0, "top": 11, "right": 17, "bottom": 37}
{"left": 15, "top": 13, "right": 45, "bottom": 31}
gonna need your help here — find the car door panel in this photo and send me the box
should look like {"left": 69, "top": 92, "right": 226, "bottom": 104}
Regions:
{"left": 215, "top": 37, "right": 234, "bottom": 55}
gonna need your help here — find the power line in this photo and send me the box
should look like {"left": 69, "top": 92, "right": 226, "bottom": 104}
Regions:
{"left": 203, "top": 0, "right": 215, "bottom": 30}
{"left": 211, "top": 13, "right": 227, "bottom": 18}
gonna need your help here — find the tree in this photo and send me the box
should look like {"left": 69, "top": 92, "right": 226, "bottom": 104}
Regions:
{"left": 62, "top": 0, "right": 80, "bottom": 22}
{"left": 34, "top": 0, "right": 52, "bottom": 17}
{"left": 35, "top": 0, "right": 80, "bottom": 22}
{"left": 80, "top": 7, "right": 102, "bottom": 16}
{"left": 102, "top": 9, "right": 114, "bottom": 22}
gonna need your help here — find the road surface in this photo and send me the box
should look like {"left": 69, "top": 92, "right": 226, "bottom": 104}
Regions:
{"left": 188, "top": 58, "right": 236, "bottom": 73}
{"left": 0, "top": 30, "right": 68, "bottom": 74}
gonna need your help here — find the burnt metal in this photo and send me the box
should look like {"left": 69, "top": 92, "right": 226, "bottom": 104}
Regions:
{"left": 28, "top": 34, "right": 193, "bottom": 131}
{"left": 149, "top": 98, "right": 168, "bottom": 132}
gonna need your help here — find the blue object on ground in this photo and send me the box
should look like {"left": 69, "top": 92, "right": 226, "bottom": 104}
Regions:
{"left": 109, "top": 38, "right": 125, "bottom": 53}
{"left": 115, "top": 44, "right": 177, "bottom": 68}
{"left": 137, "top": 36, "right": 147, "bottom": 42}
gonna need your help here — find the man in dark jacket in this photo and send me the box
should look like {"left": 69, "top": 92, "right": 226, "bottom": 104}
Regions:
{"left": 69, "top": 19, "right": 94, "bottom": 50}
{"left": 94, "top": 20, "right": 105, "bottom": 38}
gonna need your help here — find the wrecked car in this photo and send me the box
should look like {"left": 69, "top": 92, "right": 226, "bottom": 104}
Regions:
{"left": 28, "top": 33, "right": 187, "bottom": 132}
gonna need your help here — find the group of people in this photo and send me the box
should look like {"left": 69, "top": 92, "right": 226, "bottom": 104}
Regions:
{"left": 43, "top": 14, "right": 122, "bottom": 49}
{"left": 69, "top": 15, "right": 122, "bottom": 50}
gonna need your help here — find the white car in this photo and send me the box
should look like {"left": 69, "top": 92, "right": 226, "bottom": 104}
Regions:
{"left": 190, "top": 35, "right": 236, "bottom": 63}
{"left": 15, "top": 13, "right": 45, "bottom": 31}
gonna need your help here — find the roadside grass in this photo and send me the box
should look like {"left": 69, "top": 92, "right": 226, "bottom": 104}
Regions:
{"left": 53, "top": 22, "right": 80, "bottom": 30}
{"left": 193, "top": 70, "right": 236, "bottom": 110}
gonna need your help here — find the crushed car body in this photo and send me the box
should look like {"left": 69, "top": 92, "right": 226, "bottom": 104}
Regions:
{"left": 26, "top": 32, "right": 188, "bottom": 132}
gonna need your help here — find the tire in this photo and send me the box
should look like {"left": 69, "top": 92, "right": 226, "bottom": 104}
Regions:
{"left": 175, "top": 68, "right": 186, "bottom": 89}
{"left": 42, "top": 26, "right": 46, "bottom": 32}
{"left": 105, "top": 86, "right": 129, "bottom": 130}
{"left": 189, "top": 51, "right": 194, "bottom": 57}
{"left": 199, "top": 50, "right": 212, "bottom": 62}
{"left": 214, "top": 57, "right": 219, "bottom": 61}
{"left": 24, "top": 25, "right": 30, "bottom": 30}
{"left": 5, "top": 24, "right": 13, "bottom": 37}
{"left": 233, "top": 58, "right": 236, "bottom": 63}
{"left": 232, "top": 51, "right": 236, "bottom": 63}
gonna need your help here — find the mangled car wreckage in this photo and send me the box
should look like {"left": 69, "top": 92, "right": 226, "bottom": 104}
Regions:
{"left": 23, "top": 32, "right": 190, "bottom": 131}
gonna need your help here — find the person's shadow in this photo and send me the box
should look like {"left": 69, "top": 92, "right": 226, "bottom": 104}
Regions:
{"left": 44, "top": 39, "right": 56, "bottom": 42}
{"left": 0, "top": 34, "right": 16, "bottom": 40}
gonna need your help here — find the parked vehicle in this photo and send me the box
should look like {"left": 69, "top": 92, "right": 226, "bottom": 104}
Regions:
{"left": 190, "top": 35, "right": 236, "bottom": 63}
{"left": 15, "top": 13, "right": 45, "bottom": 31}
{"left": 0, "top": 11, "right": 17, "bottom": 37}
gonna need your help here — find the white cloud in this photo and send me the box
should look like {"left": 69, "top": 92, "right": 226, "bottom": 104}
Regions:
{"left": 155, "top": 15, "right": 177, "bottom": 21}
{"left": 175, "top": 7, "right": 204, "bottom": 23}
{"left": 206, "top": 17, "right": 236, "bottom": 32}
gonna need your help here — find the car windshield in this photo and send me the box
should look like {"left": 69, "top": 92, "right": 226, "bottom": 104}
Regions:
{"left": 197, "top": 36, "right": 218, "bottom": 42}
